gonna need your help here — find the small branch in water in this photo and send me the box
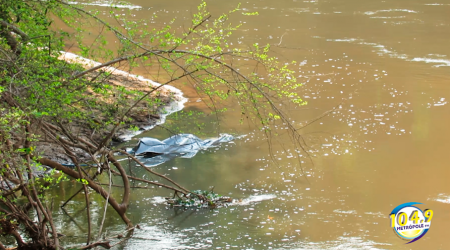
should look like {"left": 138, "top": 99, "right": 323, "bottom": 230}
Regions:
{"left": 97, "top": 183, "right": 162, "bottom": 189}
{"left": 277, "top": 32, "right": 287, "bottom": 46}
{"left": 108, "top": 168, "right": 187, "bottom": 194}
{"left": 61, "top": 187, "right": 83, "bottom": 208}
{"left": 96, "top": 167, "right": 112, "bottom": 241}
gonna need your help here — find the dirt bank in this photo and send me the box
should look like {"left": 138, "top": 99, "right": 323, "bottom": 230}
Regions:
{"left": 35, "top": 52, "right": 187, "bottom": 165}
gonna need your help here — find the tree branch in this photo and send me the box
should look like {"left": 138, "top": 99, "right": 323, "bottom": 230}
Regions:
{"left": 119, "top": 151, "right": 190, "bottom": 194}
{"left": 0, "top": 20, "right": 29, "bottom": 40}
{"left": 37, "top": 157, "right": 132, "bottom": 227}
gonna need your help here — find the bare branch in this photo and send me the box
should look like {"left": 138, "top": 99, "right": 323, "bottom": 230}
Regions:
{"left": 119, "top": 151, "right": 190, "bottom": 194}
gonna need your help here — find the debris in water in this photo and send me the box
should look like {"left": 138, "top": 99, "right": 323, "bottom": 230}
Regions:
{"left": 133, "top": 133, "right": 234, "bottom": 166}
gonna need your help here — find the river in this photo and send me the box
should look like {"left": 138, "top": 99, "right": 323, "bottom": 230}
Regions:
{"left": 54, "top": 0, "right": 450, "bottom": 249}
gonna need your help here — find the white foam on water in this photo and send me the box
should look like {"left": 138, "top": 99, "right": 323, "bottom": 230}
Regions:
{"left": 363, "top": 9, "right": 418, "bottom": 15}
{"left": 236, "top": 194, "right": 277, "bottom": 205}
{"left": 435, "top": 198, "right": 450, "bottom": 203}
{"left": 333, "top": 209, "right": 357, "bottom": 214}
{"left": 326, "top": 38, "right": 359, "bottom": 42}
{"left": 325, "top": 38, "right": 450, "bottom": 68}
{"left": 425, "top": 3, "right": 450, "bottom": 6}
{"left": 150, "top": 196, "right": 167, "bottom": 204}
{"left": 430, "top": 193, "right": 450, "bottom": 204}
{"left": 360, "top": 42, "right": 408, "bottom": 59}
{"left": 295, "top": 236, "right": 391, "bottom": 249}
{"left": 411, "top": 57, "right": 450, "bottom": 67}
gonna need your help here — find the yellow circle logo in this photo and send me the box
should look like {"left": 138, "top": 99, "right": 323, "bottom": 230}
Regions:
{"left": 390, "top": 202, "right": 432, "bottom": 243}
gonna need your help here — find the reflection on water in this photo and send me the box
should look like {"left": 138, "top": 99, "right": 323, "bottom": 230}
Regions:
{"left": 54, "top": 0, "right": 450, "bottom": 249}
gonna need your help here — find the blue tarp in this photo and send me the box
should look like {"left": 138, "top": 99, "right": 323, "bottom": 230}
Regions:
{"left": 133, "top": 134, "right": 234, "bottom": 166}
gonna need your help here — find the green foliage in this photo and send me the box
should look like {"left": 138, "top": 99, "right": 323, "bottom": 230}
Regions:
{"left": 129, "top": 125, "right": 139, "bottom": 132}
{"left": 76, "top": 178, "right": 89, "bottom": 185}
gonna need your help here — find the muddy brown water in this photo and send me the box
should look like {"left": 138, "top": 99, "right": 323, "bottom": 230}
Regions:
{"left": 52, "top": 0, "right": 450, "bottom": 249}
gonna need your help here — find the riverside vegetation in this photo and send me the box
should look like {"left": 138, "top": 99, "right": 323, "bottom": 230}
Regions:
{"left": 0, "top": 0, "right": 307, "bottom": 249}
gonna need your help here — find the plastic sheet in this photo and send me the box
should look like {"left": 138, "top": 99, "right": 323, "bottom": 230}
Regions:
{"left": 133, "top": 134, "right": 234, "bottom": 166}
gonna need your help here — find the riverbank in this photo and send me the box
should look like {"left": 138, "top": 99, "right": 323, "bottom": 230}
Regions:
{"left": 36, "top": 52, "right": 187, "bottom": 165}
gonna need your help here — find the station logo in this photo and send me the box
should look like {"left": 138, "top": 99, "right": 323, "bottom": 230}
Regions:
{"left": 389, "top": 202, "right": 433, "bottom": 243}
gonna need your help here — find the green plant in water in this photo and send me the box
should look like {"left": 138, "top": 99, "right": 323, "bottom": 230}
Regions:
{"left": 167, "top": 190, "right": 232, "bottom": 208}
